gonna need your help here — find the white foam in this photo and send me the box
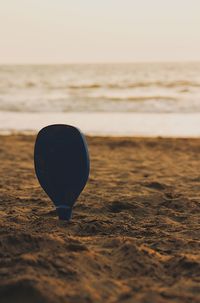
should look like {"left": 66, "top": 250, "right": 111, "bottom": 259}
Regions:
{"left": 1, "top": 112, "right": 200, "bottom": 137}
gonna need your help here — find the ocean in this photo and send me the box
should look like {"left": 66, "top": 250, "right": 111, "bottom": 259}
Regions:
{"left": 0, "top": 62, "right": 200, "bottom": 136}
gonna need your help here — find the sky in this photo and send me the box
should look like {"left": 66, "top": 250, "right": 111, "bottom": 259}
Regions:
{"left": 0, "top": 0, "right": 200, "bottom": 63}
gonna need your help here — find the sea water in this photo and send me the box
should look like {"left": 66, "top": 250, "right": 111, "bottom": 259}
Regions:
{"left": 0, "top": 62, "right": 200, "bottom": 136}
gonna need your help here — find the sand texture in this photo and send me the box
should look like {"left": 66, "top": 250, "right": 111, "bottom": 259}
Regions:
{"left": 0, "top": 135, "right": 200, "bottom": 303}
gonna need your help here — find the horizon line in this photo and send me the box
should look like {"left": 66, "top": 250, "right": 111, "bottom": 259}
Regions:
{"left": 0, "top": 60, "right": 200, "bottom": 66}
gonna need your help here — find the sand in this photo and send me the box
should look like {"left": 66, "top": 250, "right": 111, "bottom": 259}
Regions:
{"left": 0, "top": 135, "right": 199, "bottom": 303}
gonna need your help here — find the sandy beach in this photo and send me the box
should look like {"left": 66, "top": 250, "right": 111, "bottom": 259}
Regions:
{"left": 0, "top": 135, "right": 200, "bottom": 303}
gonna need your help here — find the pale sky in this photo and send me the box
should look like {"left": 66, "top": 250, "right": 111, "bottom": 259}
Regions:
{"left": 0, "top": 0, "right": 200, "bottom": 63}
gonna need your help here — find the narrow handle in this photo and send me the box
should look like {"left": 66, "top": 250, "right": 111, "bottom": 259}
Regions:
{"left": 56, "top": 205, "right": 73, "bottom": 221}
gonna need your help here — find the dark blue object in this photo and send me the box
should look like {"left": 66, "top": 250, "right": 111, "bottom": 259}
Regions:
{"left": 34, "top": 124, "right": 90, "bottom": 221}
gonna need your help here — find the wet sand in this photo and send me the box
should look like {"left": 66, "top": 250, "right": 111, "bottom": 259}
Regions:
{"left": 0, "top": 135, "right": 200, "bottom": 303}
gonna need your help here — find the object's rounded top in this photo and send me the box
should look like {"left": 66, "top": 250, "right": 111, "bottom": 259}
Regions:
{"left": 38, "top": 124, "right": 82, "bottom": 137}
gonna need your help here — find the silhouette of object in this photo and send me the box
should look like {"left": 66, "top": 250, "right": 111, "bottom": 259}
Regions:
{"left": 34, "top": 124, "right": 90, "bottom": 221}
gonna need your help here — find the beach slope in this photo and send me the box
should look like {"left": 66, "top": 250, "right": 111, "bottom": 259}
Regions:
{"left": 0, "top": 135, "right": 199, "bottom": 303}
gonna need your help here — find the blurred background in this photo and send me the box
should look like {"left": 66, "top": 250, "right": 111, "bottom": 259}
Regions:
{"left": 0, "top": 0, "right": 200, "bottom": 136}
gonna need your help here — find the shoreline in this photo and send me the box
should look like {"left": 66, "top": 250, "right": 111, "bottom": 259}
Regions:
{"left": 1, "top": 112, "right": 200, "bottom": 138}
